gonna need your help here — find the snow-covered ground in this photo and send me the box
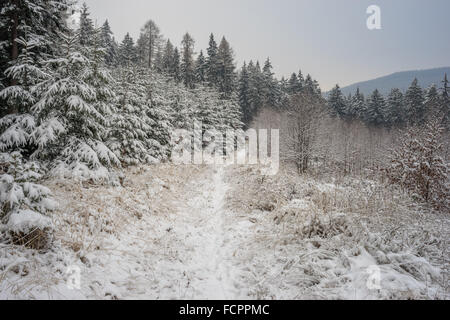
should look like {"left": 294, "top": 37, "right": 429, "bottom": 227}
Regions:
{"left": 0, "top": 163, "right": 448, "bottom": 299}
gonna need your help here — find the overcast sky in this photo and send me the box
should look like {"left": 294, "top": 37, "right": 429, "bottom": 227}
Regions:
{"left": 83, "top": 0, "right": 450, "bottom": 91}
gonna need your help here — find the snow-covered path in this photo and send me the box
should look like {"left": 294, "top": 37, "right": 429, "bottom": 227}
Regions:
{"left": 171, "top": 165, "right": 249, "bottom": 299}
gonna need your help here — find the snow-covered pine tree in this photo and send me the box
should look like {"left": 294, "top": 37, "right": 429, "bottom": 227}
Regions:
{"left": 297, "top": 70, "right": 305, "bottom": 90}
{"left": 79, "top": 2, "right": 94, "bottom": 46}
{"left": 424, "top": 85, "right": 440, "bottom": 121}
{"left": 101, "top": 20, "right": 116, "bottom": 66}
{"left": 365, "top": 89, "right": 385, "bottom": 126}
{"left": 181, "top": 33, "right": 196, "bottom": 89}
{"left": 195, "top": 50, "right": 207, "bottom": 83}
{"left": 118, "top": 33, "right": 137, "bottom": 67}
{"left": 247, "top": 61, "right": 264, "bottom": 118}
{"left": 0, "top": 30, "right": 48, "bottom": 152}
{"left": 0, "top": 0, "right": 69, "bottom": 114}
{"left": 206, "top": 33, "right": 219, "bottom": 87}
{"left": 327, "top": 84, "right": 346, "bottom": 117}
{"left": 216, "top": 37, "right": 235, "bottom": 98}
{"left": 171, "top": 47, "right": 181, "bottom": 82}
{"left": 386, "top": 88, "right": 405, "bottom": 127}
{"left": 238, "top": 62, "right": 253, "bottom": 126}
{"left": 161, "top": 39, "right": 174, "bottom": 74}
{"left": 303, "top": 74, "right": 315, "bottom": 95}
{"left": 262, "top": 58, "right": 281, "bottom": 108}
{"left": 350, "top": 88, "right": 365, "bottom": 120}
{"left": 279, "top": 77, "right": 288, "bottom": 94}
{"left": 404, "top": 78, "right": 425, "bottom": 125}
{"left": 32, "top": 31, "right": 119, "bottom": 182}
{"left": 342, "top": 93, "right": 354, "bottom": 120}
{"left": 108, "top": 67, "right": 155, "bottom": 165}
{"left": 439, "top": 74, "right": 449, "bottom": 129}
{"left": 288, "top": 73, "right": 301, "bottom": 94}
{"left": 0, "top": 151, "right": 56, "bottom": 249}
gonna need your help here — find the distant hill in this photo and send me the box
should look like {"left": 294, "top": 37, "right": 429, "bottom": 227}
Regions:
{"left": 334, "top": 67, "right": 450, "bottom": 97}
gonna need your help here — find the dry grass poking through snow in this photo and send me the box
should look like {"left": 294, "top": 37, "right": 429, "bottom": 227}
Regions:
{"left": 225, "top": 165, "right": 449, "bottom": 299}
{"left": 0, "top": 164, "right": 209, "bottom": 299}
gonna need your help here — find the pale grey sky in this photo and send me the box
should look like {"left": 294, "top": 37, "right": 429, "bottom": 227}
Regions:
{"left": 83, "top": 0, "right": 450, "bottom": 91}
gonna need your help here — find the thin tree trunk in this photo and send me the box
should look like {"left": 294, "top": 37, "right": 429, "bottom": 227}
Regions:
{"left": 9, "top": 0, "right": 19, "bottom": 114}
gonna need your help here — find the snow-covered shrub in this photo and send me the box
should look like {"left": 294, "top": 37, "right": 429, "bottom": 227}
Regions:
{"left": 0, "top": 152, "right": 56, "bottom": 249}
{"left": 385, "top": 117, "right": 449, "bottom": 212}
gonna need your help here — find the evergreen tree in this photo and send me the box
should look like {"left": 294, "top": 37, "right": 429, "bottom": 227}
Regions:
{"left": 118, "top": 33, "right": 137, "bottom": 67}
{"left": 304, "top": 74, "right": 319, "bottom": 95}
{"left": 404, "top": 78, "right": 425, "bottom": 125}
{"left": 279, "top": 77, "right": 288, "bottom": 93}
{"left": 350, "top": 88, "right": 365, "bottom": 119}
{"left": 0, "top": 151, "right": 56, "bottom": 249}
{"left": 206, "top": 33, "right": 218, "bottom": 86}
{"left": 297, "top": 70, "right": 305, "bottom": 90}
{"left": 101, "top": 20, "right": 116, "bottom": 66}
{"left": 171, "top": 47, "right": 181, "bottom": 82}
{"left": 424, "top": 85, "right": 440, "bottom": 121}
{"left": 0, "top": 0, "right": 69, "bottom": 114}
{"left": 386, "top": 88, "right": 405, "bottom": 126}
{"left": 238, "top": 62, "right": 252, "bottom": 126}
{"left": 0, "top": 32, "right": 46, "bottom": 152}
{"left": 216, "top": 37, "right": 235, "bottom": 97}
{"left": 288, "top": 73, "right": 301, "bottom": 94}
{"left": 262, "top": 58, "right": 281, "bottom": 107}
{"left": 327, "top": 84, "right": 346, "bottom": 117}
{"left": 79, "top": 2, "right": 94, "bottom": 46}
{"left": 108, "top": 67, "right": 158, "bottom": 164}
{"left": 161, "top": 39, "right": 174, "bottom": 74}
{"left": 32, "top": 31, "right": 119, "bottom": 181}
{"left": 440, "top": 74, "right": 449, "bottom": 129}
{"left": 247, "top": 61, "right": 264, "bottom": 116}
{"left": 365, "top": 89, "right": 385, "bottom": 126}
{"left": 195, "top": 50, "right": 207, "bottom": 83}
{"left": 181, "top": 33, "right": 196, "bottom": 89}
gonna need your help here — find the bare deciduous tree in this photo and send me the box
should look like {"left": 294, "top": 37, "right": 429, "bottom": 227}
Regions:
{"left": 281, "top": 93, "right": 326, "bottom": 173}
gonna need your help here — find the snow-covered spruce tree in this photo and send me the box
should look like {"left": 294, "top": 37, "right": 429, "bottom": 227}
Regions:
{"left": 327, "top": 84, "right": 346, "bottom": 118}
{"left": 118, "top": 33, "right": 137, "bottom": 67}
{"left": 0, "top": 31, "right": 47, "bottom": 153}
{"left": 206, "top": 33, "right": 219, "bottom": 87}
{"left": 181, "top": 33, "right": 196, "bottom": 89}
{"left": 78, "top": 2, "right": 94, "bottom": 46}
{"left": 386, "top": 88, "right": 405, "bottom": 127}
{"left": 365, "top": 89, "right": 385, "bottom": 126}
{"left": 32, "top": 31, "right": 120, "bottom": 182}
{"left": 262, "top": 58, "right": 281, "bottom": 108}
{"left": 404, "top": 78, "right": 425, "bottom": 125}
{"left": 238, "top": 62, "right": 253, "bottom": 127}
{"left": 195, "top": 50, "right": 207, "bottom": 83}
{"left": 288, "top": 73, "right": 302, "bottom": 95}
{"left": 0, "top": 0, "right": 69, "bottom": 98}
{"left": 350, "top": 88, "right": 365, "bottom": 120}
{"left": 100, "top": 19, "right": 117, "bottom": 66}
{"left": 385, "top": 117, "right": 449, "bottom": 211}
{"left": 439, "top": 74, "right": 450, "bottom": 130}
{"left": 146, "top": 73, "right": 181, "bottom": 160}
{"left": 216, "top": 37, "right": 235, "bottom": 98}
{"left": 108, "top": 67, "right": 166, "bottom": 165}
{"left": 0, "top": 152, "right": 56, "bottom": 249}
